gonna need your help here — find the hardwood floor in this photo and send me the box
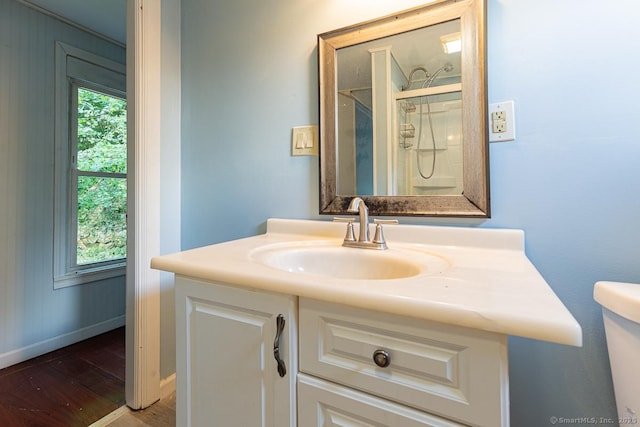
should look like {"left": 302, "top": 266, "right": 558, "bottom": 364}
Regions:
{"left": 0, "top": 327, "right": 125, "bottom": 426}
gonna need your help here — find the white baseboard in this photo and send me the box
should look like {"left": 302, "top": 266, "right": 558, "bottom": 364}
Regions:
{"left": 160, "top": 372, "right": 176, "bottom": 399}
{"left": 0, "top": 315, "right": 126, "bottom": 370}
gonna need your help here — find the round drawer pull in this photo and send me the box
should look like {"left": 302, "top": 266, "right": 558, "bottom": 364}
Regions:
{"left": 373, "top": 349, "right": 391, "bottom": 368}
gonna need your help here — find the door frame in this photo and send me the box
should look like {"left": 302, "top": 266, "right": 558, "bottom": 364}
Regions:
{"left": 125, "top": 0, "right": 162, "bottom": 409}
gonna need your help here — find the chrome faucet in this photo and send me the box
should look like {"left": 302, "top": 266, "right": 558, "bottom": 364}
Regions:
{"left": 348, "top": 197, "right": 370, "bottom": 243}
{"left": 333, "top": 197, "right": 398, "bottom": 250}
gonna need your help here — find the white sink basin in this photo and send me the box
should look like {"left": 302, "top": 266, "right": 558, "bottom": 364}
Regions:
{"left": 250, "top": 242, "right": 450, "bottom": 280}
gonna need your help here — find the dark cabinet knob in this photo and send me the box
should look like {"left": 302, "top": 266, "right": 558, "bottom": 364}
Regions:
{"left": 373, "top": 349, "right": 390, "bottom": 368}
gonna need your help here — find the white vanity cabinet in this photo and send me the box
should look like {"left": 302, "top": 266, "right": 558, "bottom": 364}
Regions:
{"left": 175, "top": 276, "right": 297, "bottom": 427}
{"left": 298, "top": 298, "right": 509, "bottom": 427}
{"left": 175, "top": 276, "right": 509, "bottom": 427}
{"left": 157, "top": 219, "right": 582, "bottom": 427}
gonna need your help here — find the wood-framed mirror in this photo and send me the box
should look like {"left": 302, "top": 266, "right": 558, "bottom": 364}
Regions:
{"left": 318, "top": 0, "right": 489, "bottom": 217}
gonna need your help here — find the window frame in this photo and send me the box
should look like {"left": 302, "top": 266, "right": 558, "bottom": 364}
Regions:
{"left": 54, "top": 42, "right": 127, "bottom": 289}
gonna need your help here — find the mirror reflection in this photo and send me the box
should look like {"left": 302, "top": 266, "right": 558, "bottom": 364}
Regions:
{"left": 336, "top": 19, "right": 463, "bottom": 197}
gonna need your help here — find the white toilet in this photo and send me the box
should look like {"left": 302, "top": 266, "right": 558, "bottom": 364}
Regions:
{"left": 594, "top": 281, "right": 640, "bottom": 423}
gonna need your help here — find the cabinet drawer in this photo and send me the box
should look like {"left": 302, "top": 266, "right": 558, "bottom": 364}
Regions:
{"left": 298, "top": 373, "right": 466, "bottom": 427}
{"left": 299, "top": 298, "right": 508, "bottom": 427}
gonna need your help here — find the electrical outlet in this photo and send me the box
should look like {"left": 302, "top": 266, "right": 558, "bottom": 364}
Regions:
{"left": 489, "top": 101, "right": 515, "bottom": 142}
{"left": 492, "top": 111, "right": 506, "bottom": 121}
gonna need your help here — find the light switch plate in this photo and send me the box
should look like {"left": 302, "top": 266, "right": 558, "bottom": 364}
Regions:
{"left": 292, "top": 126, "right": 319, "bottom": 156}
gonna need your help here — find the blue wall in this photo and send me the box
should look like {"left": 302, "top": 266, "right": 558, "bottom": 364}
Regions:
{"left": 355, "top": 101, "right": 374, "bottom": 195}
{"left": 181, "top": 0, "right": 640, "bottom": 424}
{"left": 0, "top": 0, "right": 126, "bottom": 369}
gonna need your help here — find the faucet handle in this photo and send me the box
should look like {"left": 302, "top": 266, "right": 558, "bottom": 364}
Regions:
{"left": 333, "top": 217, "right": 355, "bottom": 223}
{"left": 333, "top": 217, "right": 356, "bottom": 243}
{"left": 372, "top": 219, "right": 398, "bottom": 247}
{"left": 373, "top": 219, "right": 399, "bottom": 225}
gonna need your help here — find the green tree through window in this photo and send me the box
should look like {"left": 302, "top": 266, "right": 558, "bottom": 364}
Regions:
{"left": 75, "top": 88, "right": 127, "bottom": 265}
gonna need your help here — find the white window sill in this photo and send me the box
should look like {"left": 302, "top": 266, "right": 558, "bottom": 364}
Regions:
{"left": 54, "top": 263, "right": 126, "bottom": 289}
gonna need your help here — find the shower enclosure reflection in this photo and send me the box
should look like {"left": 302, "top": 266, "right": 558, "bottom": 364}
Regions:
{"left": 335, "top": 19, "right": 463, "bottom": 197}
{"left": 395, "top": 65, "right": 463, "bottom": 196}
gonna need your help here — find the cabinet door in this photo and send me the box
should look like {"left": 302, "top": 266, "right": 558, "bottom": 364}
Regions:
{"left": 176, "top": 277, "right": 297, "bottom": 427}
{"left": 298, "top": 374, "right": 466, "bottom": 427}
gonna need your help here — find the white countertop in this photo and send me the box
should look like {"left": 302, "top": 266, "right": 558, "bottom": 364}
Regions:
{"left": 151, "top": 218, "right": 582, "bottom": 347}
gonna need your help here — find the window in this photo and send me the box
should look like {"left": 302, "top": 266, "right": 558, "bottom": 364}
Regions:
{"left": 73, "top": 86, "right": 127, "bottom": 265}
{"left": 54, "top": 43, "right": 127, "bottom": 288}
